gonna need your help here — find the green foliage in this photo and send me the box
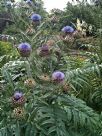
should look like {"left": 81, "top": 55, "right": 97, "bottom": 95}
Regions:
{"left": 0, "top": 41, "right": 12, "bottom": 56}
{"left": 0, "top": 41, "right": 18, "bottom": 68}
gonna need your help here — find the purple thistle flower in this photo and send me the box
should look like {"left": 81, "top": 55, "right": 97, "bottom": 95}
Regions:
{"left": 18, "top": 42, "right": 32, "bottom": 57}
{"left": 62, "top": 26, "right": 74, "bottom": 34}
{"left": 52, "top": 71, "right": 65, "bottom": 83}
{"left": 31, "top": 14, "right": 41, "bottom": 22}
{"left": 13, "top": 92, "right": 23, "bottom": 101}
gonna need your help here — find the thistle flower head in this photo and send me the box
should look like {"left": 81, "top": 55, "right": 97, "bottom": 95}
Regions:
{"left": 13, "top": 92, "right": 23, "bottom": 101}
{"left": 39, "top": 74, "right": 50, "bottom": 82}
{"left": 12, "top": 107, "right": 25, "bottom": 120}
{"left": 18, "top": 42, "right": 32, "bottom": 57}
{"left": 31, "top": 13, "right": 41, "bottom": 22}
{"left": 41, "top": 45, "right": 49, "bottom": 51}
{"left": 52, "top": 71, "right": 65, "bottom": 82}
{"left": 24, "top": 78, "right": 36, "bottom": 88}
{"left": 39, "top": 45, "right": 50, "bottom": 57}
{"left": 62, "top": 26, "right": 74, "bottom": 34}
{"left": 12, "top": 90, "right": 25, "bottom": 107}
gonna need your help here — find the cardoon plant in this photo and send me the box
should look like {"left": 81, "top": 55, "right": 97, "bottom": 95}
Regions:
{"left": 0, "top": 0, "right": 101, "bottom": 136}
